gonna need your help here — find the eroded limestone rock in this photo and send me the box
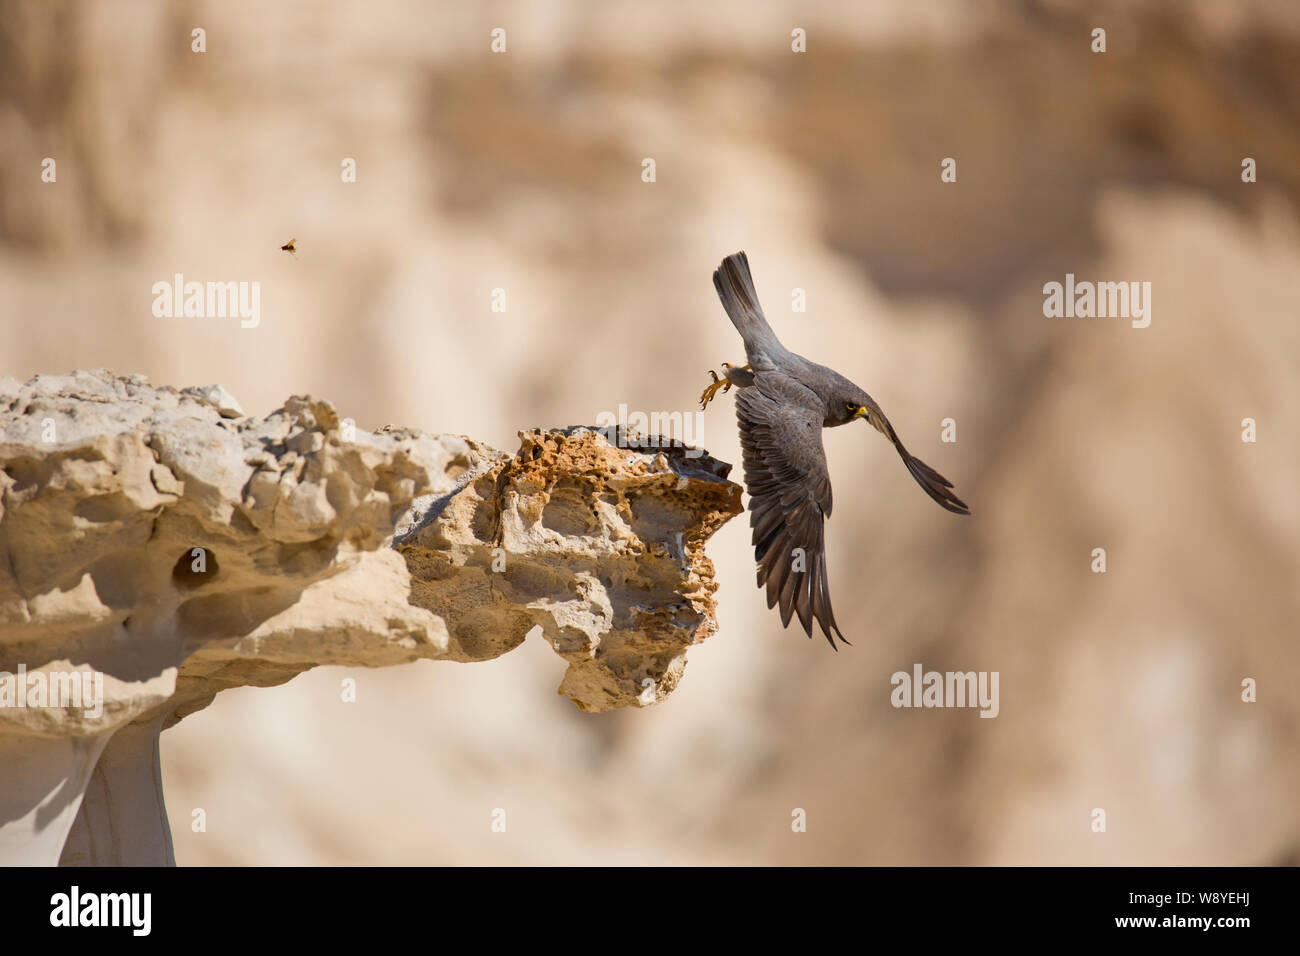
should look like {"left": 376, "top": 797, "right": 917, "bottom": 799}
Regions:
{"left": 0, "top": 371, "right": 741, "bottom": 865}
{"left": 396, "top": 426, "right": 742, "bottom": 711}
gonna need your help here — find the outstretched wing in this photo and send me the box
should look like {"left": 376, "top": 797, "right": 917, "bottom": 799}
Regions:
{"left": 736, "top": 376, "right": 849, "bottom": 649}
{"left": 862, "top": 400, "right": 970, "bottom": 515}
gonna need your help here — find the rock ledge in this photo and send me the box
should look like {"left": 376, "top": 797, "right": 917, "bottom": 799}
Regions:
{"left": 0, "top": 371, "right": 741, "bottom": 865}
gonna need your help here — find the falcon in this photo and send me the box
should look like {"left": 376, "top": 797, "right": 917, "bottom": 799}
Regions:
{"left": 699, "top": 251, "right": 969, "bottom": 648}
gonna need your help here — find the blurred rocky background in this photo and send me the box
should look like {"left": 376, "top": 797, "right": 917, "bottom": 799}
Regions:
{"left": 1, "top": 0, "right": 1296, "bottom": 864}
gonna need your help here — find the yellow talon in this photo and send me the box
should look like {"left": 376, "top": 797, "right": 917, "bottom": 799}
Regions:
{"left": 699, "top": 370, "right": 726, "bottom": 409}
{"left": 700, "top": 363, "right": 752, "bottom": 409}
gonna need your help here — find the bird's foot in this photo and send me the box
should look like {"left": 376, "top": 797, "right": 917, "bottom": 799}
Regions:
{"left": 699, "top": 369, "right": 732, "bottom": 409}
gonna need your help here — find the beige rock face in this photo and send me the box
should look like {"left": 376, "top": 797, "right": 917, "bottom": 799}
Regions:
{"left": 0, "top": 371, "right": 740, "bottom": 864}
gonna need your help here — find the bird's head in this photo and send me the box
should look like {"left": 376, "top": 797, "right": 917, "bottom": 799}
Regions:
{"left": 828, "top": 382, "right": 875, "bottom": 428}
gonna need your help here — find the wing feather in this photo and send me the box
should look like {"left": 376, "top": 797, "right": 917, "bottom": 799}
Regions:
{"left": 736, "top": 378, "right": 849, "bottom": 648}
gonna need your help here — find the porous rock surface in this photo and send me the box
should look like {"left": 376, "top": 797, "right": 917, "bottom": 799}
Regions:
{"left": 0, "top": 370, "right": 741, "bottom": 864}
{"left": 396, "top": 426, "right": 740, "bottom": 711}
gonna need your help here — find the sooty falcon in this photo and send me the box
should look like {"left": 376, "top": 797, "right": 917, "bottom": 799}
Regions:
{"left": 699, "top": 251, "right": 970, "bottom": 649}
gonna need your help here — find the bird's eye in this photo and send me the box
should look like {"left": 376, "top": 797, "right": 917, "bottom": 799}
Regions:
{"left": 845, "top": 403, "right": 855, "bottom": 412}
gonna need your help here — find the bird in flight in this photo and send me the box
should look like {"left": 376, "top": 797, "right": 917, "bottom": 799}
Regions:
{"left": 699, "top": 251, "right": 969, "bottom": 649}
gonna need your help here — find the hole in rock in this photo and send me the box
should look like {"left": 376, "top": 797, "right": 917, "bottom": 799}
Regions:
{"left": 172, "top": 547, "right": 219, "bottom": 589}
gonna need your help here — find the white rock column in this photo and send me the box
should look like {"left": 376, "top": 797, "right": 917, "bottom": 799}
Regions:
{"left": 60, "top": 715, "right": 174, "bottom": 866}
{"left": 0, "top": 731, "right": 112, "bottom": 866}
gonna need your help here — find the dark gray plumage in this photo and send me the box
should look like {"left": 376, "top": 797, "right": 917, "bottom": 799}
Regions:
{"left": 701, "top": 251, "right": 969, "bottom": 649}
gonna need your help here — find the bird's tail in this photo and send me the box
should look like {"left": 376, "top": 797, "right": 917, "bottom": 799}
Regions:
{"left": 866, "top": 404, "right": 970, "bottom": 515}
{"left": 896, "top": 443, "right": 970, "bottom": 515}
{"left": 713, "top": 252, "right": 783, "bottom": 357}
